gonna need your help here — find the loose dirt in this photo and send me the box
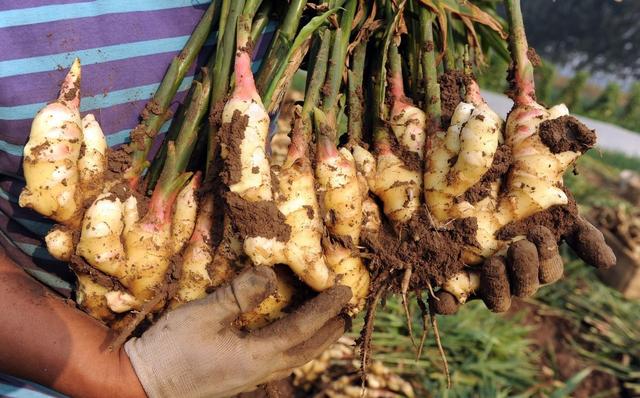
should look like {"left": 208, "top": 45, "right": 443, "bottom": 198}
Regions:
{"left": 225, "top": 192, "right": 291, "bottom": 242}
{"left": 219, "top": 109, "right": 249, "bottom": 186}
{"left": 539, "top": 115, "right": 596, "bottom": 154}
{"left": 439, "top": 70, "right": 466, "bottom": 128}
{"left": 463, "top": 144, "right": 513, "bottom": 203}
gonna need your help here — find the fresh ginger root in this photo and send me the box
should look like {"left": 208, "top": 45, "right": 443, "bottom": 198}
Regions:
{"left": 171, "top": 173, "right": 200, "bottom": 254}
{"left": 76, "top": 273, "right": 116, "bottom": 321}
{"left": 315, "top": 109, "right": 370, "bottom": 310}
{"left": 424, "top": 79, "right": 503, "bottom": 223}
{"left": 431, "top": 0, "right": 602, "bottom": 307}
{"left": 20, "top": 59, "right": 108, "bottom": 262}
{"left": 223, "top": 18, "right": 334, "bottom": 293}
{"left": 242, "top": 126, "right": 334, "bottom": 291}
{"left": 356, "top": 44, "right": 426, "bottom": 225}
{"left": 75, "top": 148, "right": 197, "bottom": 313}
{"left": 20, "top": 59, "right": 85, "bottom": 225}
{"left": 171, "top": 194, "right": 234, "bottom": 307}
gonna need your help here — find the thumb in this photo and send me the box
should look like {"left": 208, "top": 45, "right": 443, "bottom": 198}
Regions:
{"left": 205, "top": 266, "right": 277, "bottom": 322}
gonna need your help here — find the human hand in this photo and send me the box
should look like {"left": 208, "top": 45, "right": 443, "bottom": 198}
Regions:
{"left": 124, "top": 266, "right": 352, "bottom": 398}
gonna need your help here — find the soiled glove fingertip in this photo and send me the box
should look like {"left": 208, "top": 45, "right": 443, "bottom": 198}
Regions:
{"left": 233, "top": 266, "right": 278, "bottom": 311}
{"left": 569, "top": 218, "right": 616, "bottom": 269}
{"left": 432, "top": 291, "right": 460, "bottom": 315}
{"left": 324, "top": 284, "right": 354, "bottom": 307}
{"left": 507, "top": 240, "right": 540, "bottom": 298}
{"left": 481, "top": 256, "right": 512, "bottom": 313}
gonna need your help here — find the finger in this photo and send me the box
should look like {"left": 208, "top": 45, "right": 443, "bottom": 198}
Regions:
{"left": 281, "top": 315, "right": 348, "bottom": 369}
{"left": 566, "top": 216, "right": 616, "bottom": 269}
{"left": 203, "top": 266, "right": 277, "bottom": 322}
{"left": 507, "top": 240, "right": 540, "bottom": 297}
{"left": 253, "top": 284, "right": 351, "bottom": 350}
{"left": 480, "top": 256, "right": 512, "bottom": 312}
{"left": 432, "top": 290, "right": 461, "bottom": 315}
{"left": 527, "top": 226, "right": 564, "bottom": 284}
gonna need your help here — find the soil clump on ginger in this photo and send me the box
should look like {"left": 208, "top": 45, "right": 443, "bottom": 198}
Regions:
{"left": 498, "top": 191, "right": 579, "bottom": 242}
{"left": 462, "top": 144, "right": 513, "bottom": 203}
{"left": 225, "top": 192, "right": 291, "bottom": 242}
{"left": 219, "top": 109, "right": 249, "bottom": 186}
{"left": 385, "top": 129, "right": 422, "bottom": 173}
{"left": 438, "top": 70, "right": 466, "bottom": 127}
{"left": 539, "top": 115, "right": 596, "bottom": 154}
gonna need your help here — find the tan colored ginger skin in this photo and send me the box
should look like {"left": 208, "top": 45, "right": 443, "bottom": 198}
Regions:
{"left": 316, "top": 131, "right": 370, "bottom": 310}
{"left": 20, "top": 59, "right": 84, "bottom": 225}
{"left": 75, "top": 171, "right": 199, "bottom": 314}
{"left": 352, "top": 67, "right": 426, "bottom": 225}
{"left": 220, "top": 22, "right": 271, "bottom": 203}
{"left": 19, "top": 60, "right": 110, "bottom": 263}
{"left": 244, "top": 130, "right": 334, "bottom": 291}
{"left": 20, "top": 60, "right": 107, "bottom": 226}
{"left": 424, "top": 80, "right": 504, "bottom": 224}
{"left": 423, "top": 74, "right": 582, "bottom": 265}
{"left": 171, "top": 173, "right": 200, "bottom": 254}
{"left": 223, "top": 20, "right": 335, "bottom": 294}
{"left": 171, "top": 194, "right": 234, "bottom": 307}
{"left": 430, "top": 5, "right": 595, "bottom": 300}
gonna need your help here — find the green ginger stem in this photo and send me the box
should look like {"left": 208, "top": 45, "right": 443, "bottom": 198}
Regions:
{"left": 151, "top": 69, "right": 211, "bottom": 194}
{"left": 322, "top": 0, "right": 357, "bottom": 121}
{"left": 250, "top": 1, "right": 273, "bottom": 44}
{"left": 505, "top": 0, "right": 536, "bottom": 105}
{"left": 243, "top": 0, "right": 263, "bottom": 20}
{"left": 125, "top": 0, "right": 219, "bottom": 188}
{"left": 262, "top": 3, "right": 344, "bottom": 110}
{"left": 255, "top": 0, "right": 308, "bottom": 95}
{"left": 419, "top": 6, "right": 441, "bottom": 131}
{"left": 205, "top": 0, "right": 246, "bottom": 180}
{"left": 301, "top": 30, "right": 332, "bottom": 143}
{"left": 347, "top": 39, "right": 366, "bottom": 144}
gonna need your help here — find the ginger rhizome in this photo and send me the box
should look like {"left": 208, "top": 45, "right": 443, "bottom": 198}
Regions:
{"left": 20, "top": 60, "right": 110, "bottom": 264}
{"left": 430, "top": 0, "right": 610, "bottom": 309}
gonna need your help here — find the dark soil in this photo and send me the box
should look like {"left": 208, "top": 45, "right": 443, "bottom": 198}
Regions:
{"left": 362, "top": 206, "right": 479, "bottom": 294}
{"left": 105, "top": 147, "right": 132, "bottom": 181}
{"left": 225, "top": 192, "right": 290, "bottom": 242}
{"left": 527, "top": 47, "right": 542, "bottom": 67}
{"left": 539, "top": 115, "right": 596, "bottom": 154}
{"left": 219, "top": 109, "right": 249, "bottom": 186}
{"left": 462, "top": 144, "right": 513, "bottom": 203}
{"left": 109, "top": 181, "right": 149, "bottom": 217}
{"left": 385, "top": 127, "right": 422, "bottom": 173}
{"left": 438, "top": 70, "right": 466, "bottom": 128}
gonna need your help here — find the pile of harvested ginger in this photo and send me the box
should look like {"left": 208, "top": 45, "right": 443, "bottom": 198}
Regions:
{"left": 19, "top": 0, "right": 615, "bottom": 364}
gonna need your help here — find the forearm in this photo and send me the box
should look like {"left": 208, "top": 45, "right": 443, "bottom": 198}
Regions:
{"left": 0, "top": 249, "right": 146, "bottom": 398}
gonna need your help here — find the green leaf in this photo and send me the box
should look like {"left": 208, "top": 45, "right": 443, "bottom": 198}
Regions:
{"left": 549, "top": 368, "right": 593, "bottom": 398}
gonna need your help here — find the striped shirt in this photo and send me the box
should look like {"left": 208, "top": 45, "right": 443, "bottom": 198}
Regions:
{"left": 0, "top": 0, "right": 274, "bottom": 298}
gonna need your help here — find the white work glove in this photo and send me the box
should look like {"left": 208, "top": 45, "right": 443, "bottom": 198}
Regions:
{"left": 125, "top": 266, "right": 351, "bottom": 398}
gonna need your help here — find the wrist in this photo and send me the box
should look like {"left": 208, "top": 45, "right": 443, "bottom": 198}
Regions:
{"left": 114, "top": 346, "right": 148, "bottom": 398}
